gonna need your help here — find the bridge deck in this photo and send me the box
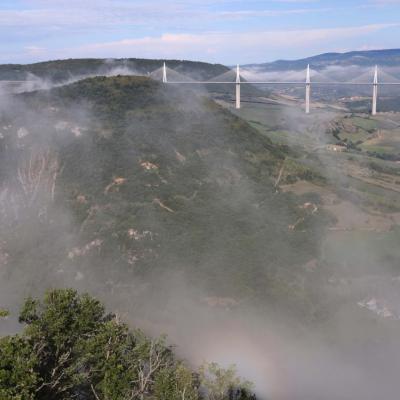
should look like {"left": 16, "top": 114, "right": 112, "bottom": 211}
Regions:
{"left": 166, "top": 81, "right": 400, "bottom": 85}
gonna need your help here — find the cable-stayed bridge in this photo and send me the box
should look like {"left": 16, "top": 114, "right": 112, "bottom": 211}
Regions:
{"left": 2, "top": 64, "right": 400, "bottom": 115}
{"left": 154, "top": 63, "right": 400, "bottom": 115}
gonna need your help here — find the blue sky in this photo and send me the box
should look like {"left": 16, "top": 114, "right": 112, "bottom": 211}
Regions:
{"left": 1, "top": 0, "right": 400, "bottom": 64}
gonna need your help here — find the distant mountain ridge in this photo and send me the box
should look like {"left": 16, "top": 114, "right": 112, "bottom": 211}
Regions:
{"left": 246, "top": 48, "right": 400, "bottom": 71}
{"left": 0, "top": 58, "right": 229, "bottom": 82}
{"left": 2, "top": 49, "right": 400, "bottom": 81}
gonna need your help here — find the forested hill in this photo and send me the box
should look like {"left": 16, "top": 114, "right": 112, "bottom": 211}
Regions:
{"left": 0, "top": 58, "right": 229, "bottom": 82}
{"left": 0, "top": 75, "right": 328, "bottom": 323}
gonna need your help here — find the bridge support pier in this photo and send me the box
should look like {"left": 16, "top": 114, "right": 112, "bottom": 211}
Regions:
{"left": 305, "top": 64, "right": 311, "bottom": 114}
{"left": 372, "top": 65, "right": 378, "bottom": 116}
{"left": 162, "top": 62, "right": 167, "bottom": 83}
{"left": 236, "top": 64, "right": 241, "bottom": 109}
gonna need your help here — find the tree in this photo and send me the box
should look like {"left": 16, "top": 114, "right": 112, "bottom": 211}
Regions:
{"left": 199, "top": 363, "right": 255, "bottom": 400}
{"left": 0, "top": 335, "right": 38, "bottom": 399}
{"left": 17, "top": 289, "right": 106, "bottom": 398}
{"left": 154, "top": 362, "right": 199, "bottom": 400}
{"left": 0, "top": 289, "right": 256, "bottom": 400}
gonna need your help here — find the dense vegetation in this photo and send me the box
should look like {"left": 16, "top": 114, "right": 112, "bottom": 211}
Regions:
{"left": 0, "top": 76, "right": 332, "bottom": 331}
{"left": 0, "top": 289, "right": 255, "bottom": 399}
{"left": 1, "top": 57, "right": 400, "bottom": 400}
{"left": 0, "top": 58, "right": 229, "bottom": 82}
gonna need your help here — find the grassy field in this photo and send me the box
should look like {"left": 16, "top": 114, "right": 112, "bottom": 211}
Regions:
{"left": 220, "top": 94, "right": 400, "bottom": 214}
{"left": 330, "top": 114, "right": 400, "bottom": 160}
{"left": 350, "top": 116, "right": 379, "bottom": 131}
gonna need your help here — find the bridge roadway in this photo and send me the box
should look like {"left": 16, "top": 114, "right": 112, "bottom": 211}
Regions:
{"left": 165, "top": 81, "right": 400, "bottom": 85}
{"left": 161, "top": 62, "right": 399, "bottom": 114}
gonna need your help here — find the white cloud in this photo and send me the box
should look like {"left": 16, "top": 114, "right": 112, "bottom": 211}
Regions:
{"left": 370, "top": 0, "right": 400, "bottom": 3}
{"left": 24, "top": 46, "right": 47, "bottom": 56}
{"left": 0, "top": 1, "right": 335, "bottom": 29}
{"left": 1, "top": 2, "right": 399, "bottom": 64}
{"left": 218, "top": 7, "right": 331, "bottom": 19}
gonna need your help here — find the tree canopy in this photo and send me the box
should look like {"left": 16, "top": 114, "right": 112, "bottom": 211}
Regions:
{"left": 0, "top": 289, "right": 256, "bottom": 400}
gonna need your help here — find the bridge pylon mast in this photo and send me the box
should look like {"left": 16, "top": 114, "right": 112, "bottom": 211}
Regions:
{"left": 236, "top": 64, "right": 241, "bottom": 109}
{"left": 305, "top": 64, "right": 311, "bottom": 114}
{"left": 372, "top": 65, "right": 378, "bottom": 116}
{"left": 162, "top": 62, "right": 168, "bottom": 83}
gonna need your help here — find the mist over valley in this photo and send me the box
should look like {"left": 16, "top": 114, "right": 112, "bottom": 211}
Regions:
{"left": 1, "top": 48, "right": 400, "bottom": 399}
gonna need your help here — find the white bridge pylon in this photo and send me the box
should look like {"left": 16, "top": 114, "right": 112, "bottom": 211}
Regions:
{"left": 162, "top": 62, "right": 167, "bottom": 83}
{"left": 372, "top": 65, "right": 378, "bottom": 116}
{"left": 160, "top": 63, "right": 400, "bottom": 115}
{"left": 236, "top": 64, "right": 241, "bottom": 109}
{"left": 306, "top": 64, "right": 311, "bottom": 114}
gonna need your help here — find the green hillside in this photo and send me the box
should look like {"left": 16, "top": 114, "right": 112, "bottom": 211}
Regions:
{"left": 0, "top": 57, "right": 264, "bottom": 98}
{"left": 0, "top": 58, "right": 229, "bottom": 82}
{"left": 0, "top": 75, "right": 329, "bottom": 320}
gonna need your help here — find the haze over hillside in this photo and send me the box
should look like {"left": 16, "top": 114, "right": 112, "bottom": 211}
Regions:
{"left": 0, "top": 58, "right": 229, "bottom": 82}
{"left": 238, "top": 49, "right": 400, "bottom": 114}
{"left": 0, "top": 51, "right": 400, "bottom": 399}
{"left": 2, "top": 0, "right": 400, "bottom": 397}
{"left": 2, "top": 49, "right": 400, "bottom": 81}
{"left": 0, "top": 71, "right": 330, "bottom": 398}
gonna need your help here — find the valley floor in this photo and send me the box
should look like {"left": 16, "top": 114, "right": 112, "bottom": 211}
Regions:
{"left": 218, "top": 94, "right": 400, "bottom": 323}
